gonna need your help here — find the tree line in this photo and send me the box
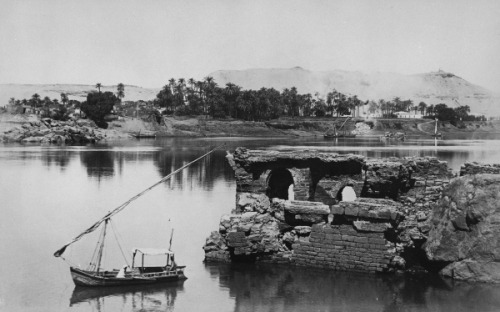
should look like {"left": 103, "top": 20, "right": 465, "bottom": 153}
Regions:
{"left": 153, "top": 77, "right": 371, "bottom": 120}
{"left": 7, "top": 79, "right": 484, "bottom": 126}
{"left": 153, "top": 77, "right": 483, "bottom": 122}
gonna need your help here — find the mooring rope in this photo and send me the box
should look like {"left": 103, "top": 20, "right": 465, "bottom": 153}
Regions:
{"left": 54, "top": 144, "right": 225, "bottom": 258}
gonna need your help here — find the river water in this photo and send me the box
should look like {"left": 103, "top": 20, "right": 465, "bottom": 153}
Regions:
{"left": 2, "top": 136, "right": 500, "bottom": 312}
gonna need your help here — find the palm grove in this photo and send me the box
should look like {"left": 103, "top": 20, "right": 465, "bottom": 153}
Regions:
{"left": 8, "top": 79, "right": 482, "bottom": 127}
{"left": 152, "top": 77, "right": 480, "bottom": 123}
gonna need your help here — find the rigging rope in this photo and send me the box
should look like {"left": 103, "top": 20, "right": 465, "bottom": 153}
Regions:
{"left": 110, "top": 219, "right": 131, "bottom": 267}
{"left": 54, "top": 144, "right": 225, "bottom": 258}
{"left": 88, "top": 222, "right": 107, "bottom": 271}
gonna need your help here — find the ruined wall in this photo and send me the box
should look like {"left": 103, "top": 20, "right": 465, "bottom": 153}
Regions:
{"left": 205, "top": 148, "right": 455, "bottom": 275}
{"left": 293, "top": 224, "right": 393, "bottom": 272}
{"left": 460, "top": 162, "right": 500, "bottom": 176}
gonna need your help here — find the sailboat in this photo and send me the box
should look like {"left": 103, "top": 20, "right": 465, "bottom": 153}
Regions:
{"left": 431, "top": 118, "right": 443, "bottom": 138}
{"left": 324, "top": 125, "right": 338, "bottom": 138}
{"left": 324, "top": 117, "right": 356, "bottom": 138}
{"left": 54, "top": 145, "right": 223, "bottom": 287}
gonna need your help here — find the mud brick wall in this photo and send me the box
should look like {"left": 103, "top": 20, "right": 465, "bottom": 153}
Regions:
{"left": 292, "top": 224, "right": 392, "bottom": 272}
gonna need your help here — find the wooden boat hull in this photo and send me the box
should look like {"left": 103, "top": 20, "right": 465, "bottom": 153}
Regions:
{"left": 70, "top": 267, "right": 187, "bottom": 287}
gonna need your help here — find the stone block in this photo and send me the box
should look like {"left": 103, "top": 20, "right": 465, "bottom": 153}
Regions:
{"left": 284, "top": 200, "right": 330, "bottom": 215}
{"left": 294, "top": 226, "right": 312, "bottom": 236}
{"left": 330, "top": 205, "right": 344, "bottom": 215}
{"left": 353, "top": 221, "right": 391, "bottom": 233}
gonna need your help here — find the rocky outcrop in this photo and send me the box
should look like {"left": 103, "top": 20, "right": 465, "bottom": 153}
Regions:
{"left": 1, "top": 118, "right": 105, "bottom": 144}
{"left": 460, "top": 162, "right": 500, "bottom": 176}
{"left": 424, "top": 174, "right": 500, "bottom": 282}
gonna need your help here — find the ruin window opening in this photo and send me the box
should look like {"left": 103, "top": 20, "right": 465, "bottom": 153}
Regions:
{"left": 336, "top": 185, "right": 357, "bottom": 202}
{"left": 267, "top": 168, "right": 294, "bottom": 200}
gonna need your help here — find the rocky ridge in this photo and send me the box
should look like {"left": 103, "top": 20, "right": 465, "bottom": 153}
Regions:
{"left": 1, "top": 118, "right": 105, "bottom": 143}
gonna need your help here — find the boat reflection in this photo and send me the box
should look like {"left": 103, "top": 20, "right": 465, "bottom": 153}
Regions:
{"left": 204, "top": 263, "right": 500, "bottom": 312}
{"left": 69, "top": 280, "right": 184, "bottom": 311}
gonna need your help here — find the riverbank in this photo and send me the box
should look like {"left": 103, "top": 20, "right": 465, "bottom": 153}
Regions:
{"left": 2, "top": 113, "right": 500, "bottom": 142}
{"left": 111, "top": 116, "right": 500, "bottom": 137}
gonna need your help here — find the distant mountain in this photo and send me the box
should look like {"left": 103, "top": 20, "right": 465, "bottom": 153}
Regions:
{"left": 210, "top": 67, "right": 500, "bottom": 116}
{"left": 0, "top": 84, "right": 158, "bottom": 105}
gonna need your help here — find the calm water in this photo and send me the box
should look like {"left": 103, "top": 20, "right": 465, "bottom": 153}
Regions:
{"left": 2, "top": 136, "right": 500, "bottom": 312}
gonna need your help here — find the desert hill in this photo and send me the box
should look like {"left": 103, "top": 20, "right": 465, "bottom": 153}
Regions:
{"left": 0, "top": 84, "right": 158, "bottom": 105}
{"left": 210, "top": 67, "right": 500, "bottom": 116}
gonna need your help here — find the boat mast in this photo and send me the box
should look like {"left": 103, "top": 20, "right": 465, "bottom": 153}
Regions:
{"left": 95, "top": 219, "right": 109, "bottom": 273}
{"left": 169, "top": 228, "right": 174, "bottom": 251}
{"left": 339, "top": 117, "right": 350, "bottom": 135}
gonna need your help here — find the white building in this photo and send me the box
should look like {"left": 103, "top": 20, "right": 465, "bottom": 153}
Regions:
{"left": 395, "top": 111, "right": 423, "bottom": 119}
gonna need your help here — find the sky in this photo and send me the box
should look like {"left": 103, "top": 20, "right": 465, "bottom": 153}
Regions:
{"left": 1, "top": 0, "right": 499, "bottom": 92}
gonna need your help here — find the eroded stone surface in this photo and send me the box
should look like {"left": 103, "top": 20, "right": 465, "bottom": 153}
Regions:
{"left": 425, "top": 174, "right": 500, "bottom": 282}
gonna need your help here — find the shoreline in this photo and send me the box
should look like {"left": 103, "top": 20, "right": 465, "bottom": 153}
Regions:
{"left": 2, "top": 113, "right": 500, "bottom": 143}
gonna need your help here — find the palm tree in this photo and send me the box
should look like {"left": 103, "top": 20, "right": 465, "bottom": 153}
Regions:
{"left": 418, "top": 102, "right": 427, "bottom": 116}
{"left": 43, "top": 96, "right": 52, "bottom": 107}
{"left": 60, "top": 93, "right": 68, "bottom": 106}
{"left": 95, "top": 83, "right": 102, "bottom": 93}
{"left": 168, "top": 78, "right": 176, "bottom": 92}
{"left": 117, "top": 83, "right": 125, "bottom": 102}
{"left": 31, "top": 93, "right": 41, "bottom": 108}
{"left": 203, "top": 76, "right": 217, "bottom": 118}
{"left": 224, "top": 83, "right": 241, "bottom": 118}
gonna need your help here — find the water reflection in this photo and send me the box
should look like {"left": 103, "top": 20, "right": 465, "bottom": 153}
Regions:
{"left": 80, "top": 150, "right": 115, "bottom": 179}
{"left": 70, "top": 281, "right": 184, "bottom": 311}
{"left": 152, "top": 149, "right": 234, "bottom": 191}
{"left": 205, "top": 263, "right": 500, "bottom": 312}
{"left": 42, "top": 150, "right": 73, "bottom": 170}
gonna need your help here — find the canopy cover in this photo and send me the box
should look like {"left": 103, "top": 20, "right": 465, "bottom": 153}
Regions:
{"left": 132, "top": 248, "right": 173, "bottom": 256}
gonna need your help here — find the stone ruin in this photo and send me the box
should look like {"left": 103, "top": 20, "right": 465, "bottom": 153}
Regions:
{"left": 203, "top": 148, "right": 500, "bottom": 282}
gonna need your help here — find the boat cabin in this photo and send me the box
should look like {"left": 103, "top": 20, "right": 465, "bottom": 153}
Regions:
{"left": 131, "top": 248, "right": 176, "bottom": 274}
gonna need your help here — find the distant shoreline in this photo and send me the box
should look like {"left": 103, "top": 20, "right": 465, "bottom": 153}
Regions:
{"left": 2, "top": 113, "right": 500, "bottom": 143}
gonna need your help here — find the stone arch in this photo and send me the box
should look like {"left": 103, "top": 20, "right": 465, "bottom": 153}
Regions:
{"left": 336, "top": 184, "right": 357, "bottom": 202}
{"left": 267, "top": 168, "right": 294, "bottom": 200}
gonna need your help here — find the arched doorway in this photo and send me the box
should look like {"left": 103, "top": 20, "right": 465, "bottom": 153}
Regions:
{"left": 267, "top": 168, "right": 294, "bottom": 200}
{"left": 336, "top": 185, "right": 357, "bottom": 202}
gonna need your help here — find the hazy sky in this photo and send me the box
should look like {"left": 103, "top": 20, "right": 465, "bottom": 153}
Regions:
{"left": 1, "top": 0, "right": 499, "bottom": 91}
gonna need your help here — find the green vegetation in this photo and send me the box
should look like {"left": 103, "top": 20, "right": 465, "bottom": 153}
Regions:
{"left": 81, "top": 91, "right": 118, "bottom": 128}
{"left": 151, "top": 77, "right": 483, "bottom": 122}
{"left": 116, "top": 83, "right": 125, "bottom": 102}
{"left": 7, "top": 94, "right": 77, "bottom": 121}
{"left": 5, "top": 80, "right": 485, "bottom": 129}
{"left": 152, "top": 77, "right": 369, "bottom": 121}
